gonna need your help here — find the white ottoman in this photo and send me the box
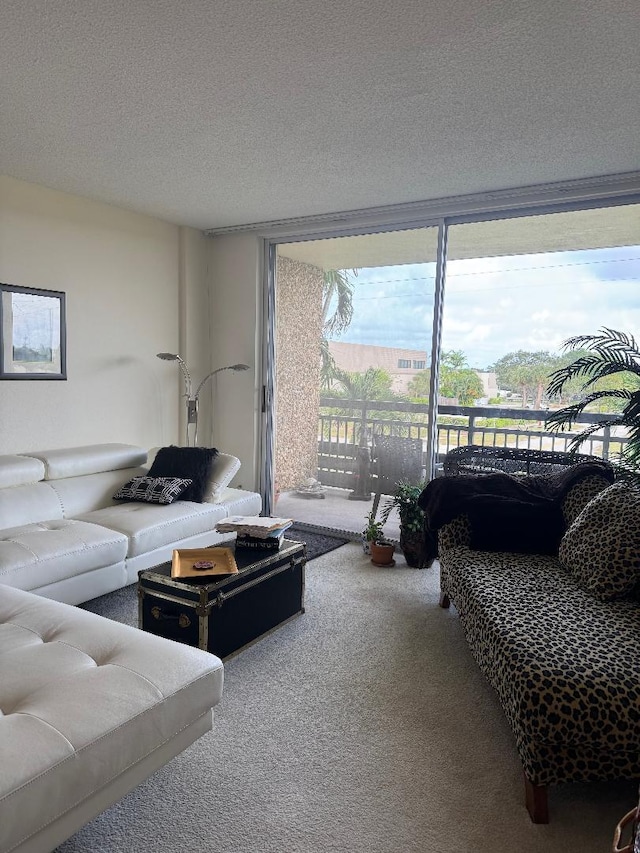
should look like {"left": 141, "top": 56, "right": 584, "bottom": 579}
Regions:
{"left": 0, "top": 585, "right": 224, "bottom": 853}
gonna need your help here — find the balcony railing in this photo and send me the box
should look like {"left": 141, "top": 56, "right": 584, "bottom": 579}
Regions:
{"left": 317, "top": 397, "right": 626, "bottom": 489}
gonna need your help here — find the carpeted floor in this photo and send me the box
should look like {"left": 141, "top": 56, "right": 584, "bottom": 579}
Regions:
{"left": 64, "top": 544, "right": 633, "bottom": 852}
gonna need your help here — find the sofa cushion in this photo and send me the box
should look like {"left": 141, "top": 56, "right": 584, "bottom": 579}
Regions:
{"left": 46, "top": 467, "right": 148, "bottom": 517}
{"left": 0, "top": 520, "right": 128, "bottom": 591}
{"left": 216, "top": 486, "right": 263, "bottom": 517}
{"left": 76, "top": 501, "right": 227, "bottom": 558}
{"left": 113, "top": 475, "right": 193, "bottom": 505}
{"left": 148, "top": 446, "right": 218, "bottom": 502}
{"left": 0, "top": 482, "right": 63, "bottom": 529}
{"left": 0, "top": 454, "right": 45, "bottom": 488}
{"left": 22, "top": 443, "right": 147, "bottom": 480}
{"left": 0, "top": 586, "right": 223, "bottom": 853}
{"left": 559, "top": 481, "right": 640, "bottom": 601}
{"left": 560, "top": 472, "right": 615, "bottom": 527}
{"left": 439, "top": 544, "right": 640, "bottom": 784}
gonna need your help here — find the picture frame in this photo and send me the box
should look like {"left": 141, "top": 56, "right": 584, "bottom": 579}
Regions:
{"left": 0, "top": 283, "right": 67, "bottom": 380}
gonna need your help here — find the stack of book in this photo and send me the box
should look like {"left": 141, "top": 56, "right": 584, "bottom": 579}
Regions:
{"left": 215, "top": 516, "right": 294, "bottom": 552}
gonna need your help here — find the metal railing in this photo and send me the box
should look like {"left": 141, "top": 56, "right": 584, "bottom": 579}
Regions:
{"left": 316, "top": 397, "right": 626, "bottom": 489}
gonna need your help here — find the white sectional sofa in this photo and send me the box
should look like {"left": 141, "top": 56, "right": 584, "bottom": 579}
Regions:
{"left": 0, "top": 444, "right": 256, "bottom": 851}
{"left": 0, "top": 585, "right": 224, "bottom": 853}
{"left": 0, "top": 443, "right": 262, "bottom": 605}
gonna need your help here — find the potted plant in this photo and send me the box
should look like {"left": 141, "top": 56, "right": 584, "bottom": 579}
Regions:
{"left": 362, "top": 509, "right": 395, "bottom": 565}
{"left": 381, "top": 480, "right": 430, "bottom": 568}
{"left": 545, "top": 327, "right": 640, "bottom": 479}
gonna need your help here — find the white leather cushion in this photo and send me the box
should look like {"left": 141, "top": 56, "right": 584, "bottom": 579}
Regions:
{"left": 0, "top": 520, "right": 128, "bottom": 591}
{"left": 146, "top": 449, "right": 241, "bottom": 504}
{"left": 0, "top": 482, "right": 63, "bottom": 528}
{"left": 23, "top": 443, "right": 148, "bottom": 480}
{"left": 0, "top": 586, "right": 223, "bottom": 853}
{"left": 47, "top": 467, "right": 148, "bottom": 517}
{"left": 0, "top": 454, "right": 45, "bottom": 488}
{"left": 203, "top": 453, "right": 241, "bottom": 502}
{"left": 76, "top": 501, "right": 226, "bottom": 557}
{"left": 216, "top": 487, "right": 262, "bottom": 517}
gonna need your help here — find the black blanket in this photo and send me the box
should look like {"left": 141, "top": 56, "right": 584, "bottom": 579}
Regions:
{"left": 418, "top": 460, "right": 614, "bottom": 556}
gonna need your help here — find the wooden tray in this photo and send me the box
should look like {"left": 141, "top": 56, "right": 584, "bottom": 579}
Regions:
{"left": 171, "top": 547, "right": 238, "bottom": 579}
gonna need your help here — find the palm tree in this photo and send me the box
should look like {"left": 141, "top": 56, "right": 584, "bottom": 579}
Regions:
{"left": 545, "top": 328, "right": 640, "bottom": 472}
{"left": 320, "top": 338, "right": 337, "bottom": 391}
{"left": 333, "top": 367, "right": 393, "bottom": 402}
{"left": 320, "top": 268, "right": 358, "bottom": 389}
{"left": 322, "top": 269, "right": 357, "bottom": 336}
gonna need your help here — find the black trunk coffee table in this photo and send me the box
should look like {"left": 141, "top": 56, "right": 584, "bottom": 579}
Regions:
{"left": 138, "top": 539, "right": 306, "bottom": 658}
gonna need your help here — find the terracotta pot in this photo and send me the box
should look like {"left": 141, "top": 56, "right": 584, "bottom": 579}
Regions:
{"left": 370, "top": 540, "right": 395, "bottom": 566}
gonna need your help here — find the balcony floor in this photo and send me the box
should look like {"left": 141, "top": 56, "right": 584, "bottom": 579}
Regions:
{"left": 276, "top": 486, "right": 402, "bottom": 542}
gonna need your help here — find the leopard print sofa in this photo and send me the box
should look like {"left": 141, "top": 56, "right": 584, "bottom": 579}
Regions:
{"left": 438, "top": 474, "right": 639, "bottom": 823}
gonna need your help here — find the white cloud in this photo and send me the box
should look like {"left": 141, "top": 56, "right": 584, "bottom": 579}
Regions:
{"left": 337, "top": 247, "right": 640, "bottom": 367}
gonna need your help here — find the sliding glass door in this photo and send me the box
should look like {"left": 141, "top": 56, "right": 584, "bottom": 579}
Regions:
{"left": 270, "top": 227, "right": 439, "bottom": 539}
{"left": 264, "top": 199, "right": 640, "bottom": 539}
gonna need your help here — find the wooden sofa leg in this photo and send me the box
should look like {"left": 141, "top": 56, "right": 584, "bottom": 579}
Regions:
{"left": 524, "top": 776, "right": 549, "bottom": 823}
{"left": 439, "top": 592, "right": 450, "bottom": 609}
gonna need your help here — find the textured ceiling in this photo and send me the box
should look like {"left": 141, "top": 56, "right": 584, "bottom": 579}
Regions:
{"left": 2, "top": 0, "right": 639, "bottom": 230}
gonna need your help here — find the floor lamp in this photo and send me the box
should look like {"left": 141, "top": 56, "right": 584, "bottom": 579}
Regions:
{"left": 156, "top": 354, "right": 249, "bottom": 446}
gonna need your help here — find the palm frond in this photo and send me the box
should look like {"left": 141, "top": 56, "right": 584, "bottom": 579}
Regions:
{"left": 609, "top": 459, "right": 640, "bottom": 485}
{"left": 545, "top": 402, "right": 589, "bottom": 431}
{"left": 562, "top": 419, "right": 624, "bottom": 453}
{"left": 547, "top": 352, "right": 640, "bottom": 397}
{"left": 620, "top": 394, "right": 640, "bottom": 454}
{"left": 562, "top": 327, "right": 640, "bottom": 355}
{"left": 545, "top": 389, "right": 631, "bottom": 431}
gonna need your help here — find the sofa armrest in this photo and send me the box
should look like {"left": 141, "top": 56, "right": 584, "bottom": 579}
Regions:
{"left": 437, "top": 514, "right": 471, "bottom": 552}
{"left": 203, "top": 453, "right": 241, "bottom": 502}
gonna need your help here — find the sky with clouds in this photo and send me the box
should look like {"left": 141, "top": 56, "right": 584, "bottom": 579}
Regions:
{"left": 332, "top": 246, "right": 640, "bottom": 370}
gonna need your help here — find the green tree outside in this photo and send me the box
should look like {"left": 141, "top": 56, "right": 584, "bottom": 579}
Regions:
{"left": 408, "top": 350, "right": 484, "bottom": 405}
{"left": 490, "top": 350, "right": 561, "bottom": 408}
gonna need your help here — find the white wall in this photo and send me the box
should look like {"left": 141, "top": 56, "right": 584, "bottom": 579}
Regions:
{"left": 0, "top": 177, "right": 261, "bottom": 492}
{"left": 0, "top": 176, "right": 207, "bottom": 454}
{"left": 208, "top": 233, "right": 262, "bottom": 490}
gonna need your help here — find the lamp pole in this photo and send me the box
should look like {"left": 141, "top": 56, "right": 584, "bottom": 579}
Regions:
{"left": 190, "top": 364, "right": 250, "bottom": 446}
{"left": 157, "top": 355, "right": 249, "bottom": 446}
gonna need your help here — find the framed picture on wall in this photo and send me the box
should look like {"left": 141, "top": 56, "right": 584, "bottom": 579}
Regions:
{"left": 0, "top": 283, "right": 67, "bottom": 379}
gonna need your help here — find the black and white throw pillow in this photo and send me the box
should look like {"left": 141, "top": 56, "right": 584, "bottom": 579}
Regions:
{"left": 113, "top": 476, "right": 193, "bottom": 505}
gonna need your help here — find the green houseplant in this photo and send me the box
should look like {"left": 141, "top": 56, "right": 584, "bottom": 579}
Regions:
{"left": 362, "top": 508, "right": 395, "bottom": 565}
{"left": 380, "top": 480, "right": 429, "bottom": 568}
{"left": 545, "top": 328, "right": 640, "bottom": 478}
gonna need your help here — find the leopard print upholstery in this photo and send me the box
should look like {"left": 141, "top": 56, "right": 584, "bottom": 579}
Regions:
{"left": 561, "top": 473, "right": 617, "bottom": 526}
{"left": 559, "top": 481, "right": 640, "bottom": 602}
{"left": 437, "top": 514, "right": 470, "bottom": 551}
{"left": 438, "top": 472, "right": 638, "bottom": 788}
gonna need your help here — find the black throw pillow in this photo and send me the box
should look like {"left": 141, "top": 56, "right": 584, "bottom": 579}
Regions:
{"left": 148, "top": 446, "right": 218, "bottom": 503}
{"left": 465, "top": 496, "right": 565, "bottom": 555}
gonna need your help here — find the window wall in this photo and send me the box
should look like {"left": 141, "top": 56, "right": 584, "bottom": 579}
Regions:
{"left": 265, "top": 198, "right": 640, "bottom": 536}
{"left": 440, "top": 204, "right": 640, "bottom": 460}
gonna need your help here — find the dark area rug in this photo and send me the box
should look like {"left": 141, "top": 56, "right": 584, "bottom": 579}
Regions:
{"left": 285, "top": 523, "right": 350, "bottom": 561}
